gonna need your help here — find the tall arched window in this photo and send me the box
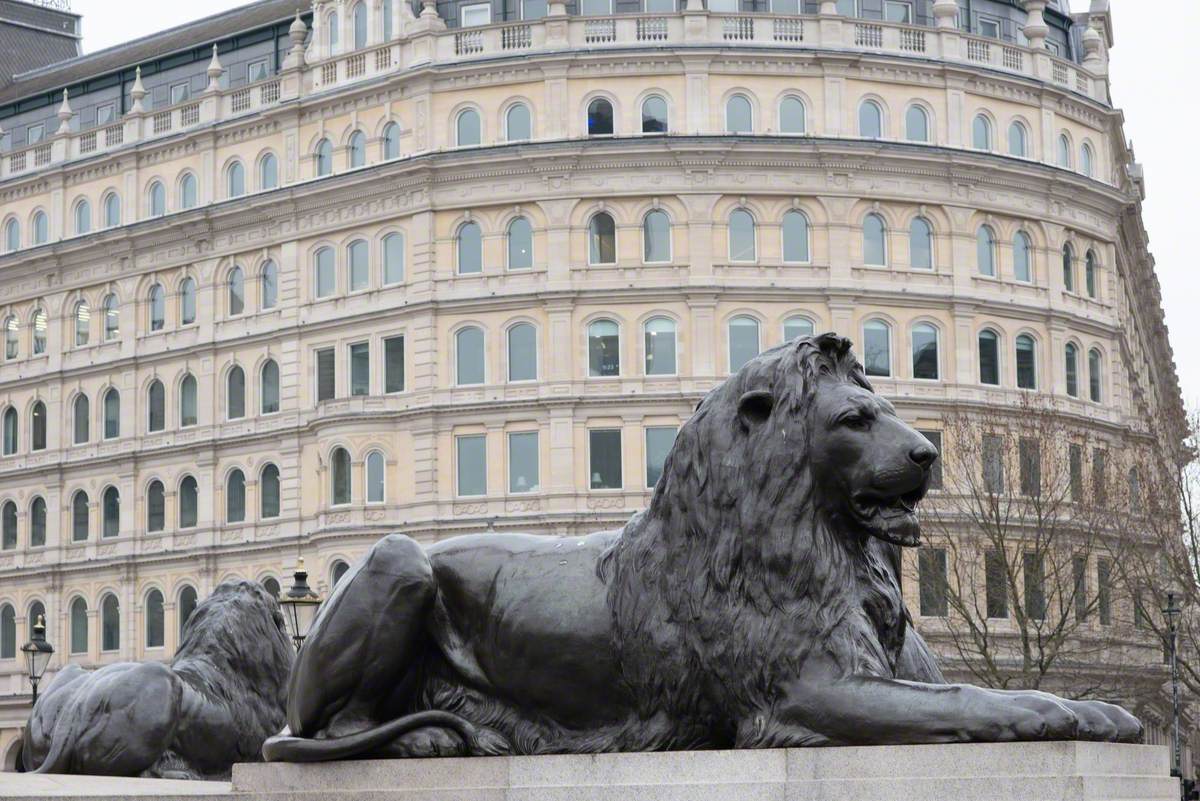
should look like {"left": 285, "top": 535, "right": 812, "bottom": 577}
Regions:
{"left": 149, "top": 284, "right": 165, "bottom": 331}
{"left": 32, "top": 309, "right": 46, "bottom": 354}
{"left": 725, "top": 94, "right": 752, "bottom": 133}
{"left": 228, "top": 266, "right": 245, "bottom": 315}
{"left": 1057, "top": 134, "right": 1071, "bottom": 168}
{"left": 642, "top": 210, "right": 671, "bottom": 263}
{"left": 1065, "top": 343, "right": 1079, "bottom": 397}
{"left": 103, "top": 388, "right": 120, "bottom": 439}
{"left": 643, "top": 317, "right": 676, "bottom": 376}
{"left": 102, "top": 294, "right": 119, "bottom": 340}
{"left": 382, "top": 122, "right": 401, "bottom": 159}
{"left": 1085, "top": 250, "right": 1098, "bottom": 298}
{"left": 352, "top": 0, "right": 368, "bottom": 48}
{"left": 148, "top": 181, "right": 166, "bottom": 216}
{"left": 782, "top": 210, "right": 810, "bottom": 263}
{"left": 174, "top": 586, "right": 200, "bottom": 640}
{"left": 728, "top": 316, "right": 760, "bottom": 372}
{"left": 1013, "top": 231, "right": 1032, "bottom": 282}
{"left": 102, "top": 486, "right": 119, "bottom": 538}
{"left": 456, "top": 109, "right": 481, "bottom": 146}
{"left": 227, "top": 365, "right": 246, "bottom": 420}
{"left": 179, "top": 173, "right": 197, "bottom": 209}
{"left": 74, "top": 300, "right": 90, "bottom": 346}
{"left": 74, "top": 199, "right": 91, "bottom": 235}
{"left": 978, "top": 329, "right": 999, "bottom": 385}
{"left": 30, "top": 497, "right": 46, "bottom": 546}
{"left": 1015, "top": 334, "right": 1037, "bottom": 389}
{"left": 863, "top": 319, "right": 891, "bottom": 377}
{"left": 909, "top": 217, "right": 932, "bottom": 270}
{"left": 455, "top": 326, "right": 485, "bottom": 385}
{"left": 784, "top": 316, "right": 814, "bottom": 342}
{"left": 179, "top": 476, "right": 198, "bottom": 528}
{"left": 180, "top": 374, "right": 198, "bottom": 427}
{"left": 348, "top": 239, "right": 369, "bottom": 291}
{"left": 32, "top": 211, "right": 48, "bottom": 244}
{"left": 348, "top": 130, "right": 366, "bottom": 168}
{"left": 259, "top": 153, "right": 278, "bottom": 190}
{"left": 147, "top": 480, "right": 165, "bottom": 532}
{"left": 507, "top": 323, "right": 537, "bottom": 381}
{"left": 858, "top": 100, "right": 882, "bottom": 139}
{"left": 862, "top": 213, "right": 886, "bottom": 266}
{"left": 457, "top": 222, "right": 483, "bottom": 274}
{"left": 2, "top": 407, "right": 15, "bottom": 456}
{"left": 315, "top": 139, "right": 333, "bottom": 176}
{"left": 1, "top": 502, "right": 15, "bottom": 550}
{"left": 728, "top": 209, "right": 756, "bottom": 262}
{"left": 326, "top": 10, "right": 340, "bottom": 49}
{"left": 911, "top": 323, "right": 939, "bottom": 380}
{"left": 73, "top": 394, "right": 89, "bottom": 444}
{"left": 180, "top": 278, "right": 197, "bottom": 324}
{"left": 588, "top": 213, "right": 616, "bottom": 265}
{"left": 261, "top": 464, "right": 281, "bottom": 518}
{"left": 314, "top": 246, "right": 335, "bottom": 298}
{"left": 3, "top": 218, "right": 18, "bottom": 252}
{"left": 972, "top": 114, "right": 992, "bottom": 150}
{"left": 779, "top": 95, "right": 805, "bottom": 134}
{"left": 72, "top": 490, "right": 89, "bottom": 541}
{"left": 976, "top": 226, "right": 996, "bottom": 276}
{"left": 70, "top": 597, "right": 88, "bottom": 654}
{"left": 506, "top": 103, "right": 532, "bottom": 141}
{"left": 587, "top": 98, "right": 614, "bottom": 136}
{"left": 227, "top": 469, "right": 246, "bottom": 523}
{"left": 507, "top": 218, "right": 532, "bottom": 270}
{"left": 147, "top": 380, "right": 165, "bottom": 432}
{"left": 3, "top": 316, "right": 16, "bottom": 360}
{"left": 1081, "top": 143, "right": 1094, "bottom": 177}
{"left": 227, "top": 161, "right": 245, "bottom": 197}
{"left": 588, "top": 319, "right": 620, "bottom": 377}
{"left": 145, "top": 589, "right": 165, "bottom": 648}
{"left": 103, "top": 193, "right": 121, "bottom": 228}
{"left": 0, "top": 605, "right": 14, "bottom": 657}
{"left": 1008, "top": 121, "right": 1028, "bottom": 157}
{"left": 31, "top": 401, "right": 46, "bottom": 450}
{"left": 331, "top": 447, "right": 351, "bottom": 505}
{"left": 1061, "top": 244, "right": 1074, "bottom": 292}
{"left": 641, "top": 95, "right": 668, "bottom": 134}
{"left": 331, "top": 561, "right": 350, "bottom": 587}
{"left": 100, "top": 593, "right": 119, "bottom": 651}
{"left": 366, "top": 451, "right": 385, "bottom": 503}
{"left": 261, "top": 260, "right": 278, "bottom": 308}
{"left": 261, "top": 359, "right": 280, "bottom": 414}
{"left": 905, "top": 105, "right": 929, "bottom": 142}
{"left": 1088, "top": 348, "right": 1103, "bottom": 402}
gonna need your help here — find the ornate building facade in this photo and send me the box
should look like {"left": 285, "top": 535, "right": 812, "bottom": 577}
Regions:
{"left": 0, "top": 0, "right": 1183, "bottom": 767}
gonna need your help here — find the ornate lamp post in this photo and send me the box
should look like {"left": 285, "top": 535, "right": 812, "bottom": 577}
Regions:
{"left": 20, "top": 615, "right": 54, "bottom": 705}
{"left": 1164, "top": 592, "right": 1182, "bottom": 782}
{"left": 279, "top": 557, "right": 322, "bottom": 652}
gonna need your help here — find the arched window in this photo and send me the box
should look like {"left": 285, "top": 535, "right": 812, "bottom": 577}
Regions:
{"left": 326, "top": 10, "right": 340, "bottom": 49}
{"left": 781, "top": 210, "right": 810, "bottom": 263}
{"left": 456, "top": 109, "right": 481, "bottom": 146}
{"left": 382, "top": 122, "right": 401, "bottom": 158}
{"left": 72, "top": 490, "right": 89, "bottom": 541}
{"left": 259, "top": 153, "right": 278, "bottom": 190}
{"left": 32, "top": 211, "right": 48, "bottom": 244}
{"left": 179, "top": 476, "right": 198, "bottom": 528}
{"left": 180, "top": 374, "right": 198, "bottom": 427}
{"left": 3, "top": 316, "right": 16, "bottom": 360}
{"left": 149, "top": 284, "right": 165, "bottom": 331}
{"left": 228, "top": 266, "right": 245, "bottom": 315}
{"left": 978, "top": 329, "right": 1000, "bottom": 385}
{"left": 102, "top": 193, "right": 121, "bottom": 228}
{"left": 367, "top": 451, "right": 385, "bottom": 503}
{"left": 909, "top": 217, "right": 933, "bottom": 270}
{"left": 1064, "top": 343, "right": 1079, "bottom": 397}
{"left": 315, "top": 139, "right": 333, "bottom": 176}
{"left": 972, "top": 114, "right": 992, "bottom": 150}
{"left": 2, "top": 407, "right": 15, "bottom": 456}
{"left": 257, "top": 260, "right": 277, "bottom": 309}
{"left": 507, "top": 218, "right": 532, "bottom": 270}
{"left": 227, "top": 469, "right": 246, "bottom": 523}
{"left": 506, "top": 103, "right": 532, "bottom": 141}
{"left": 227, "top": 161, "right": 245, "bottom": 197}
{"left": 1057, "top": 134, "right": 1071, "bottom": 168}
{"left": 348, "top": 239, "right": 369, "bottom": 291}
{"left": 331, "top": 447, "right": 351, "bottom": 505}
{"left": 1013, "top": 231, "right": 1033, "bottom": 282}
{"left": 779, "top": 95, "right": 805, "bottom": 134}
{"left": 32, "top": 309, "right": 46, "bottom": 354}
{"left": 0, "top": 605, "right": 14, "bottom": 658}
{"left": 147, "top": 380, "right": 165, "bottom": 432}
{"left": 1085, "top": 250, "right": 1098, "bottom": 298}
{"left": 148, "top": 181, "right": 166, "bottom": 216}
{"left": 73, "top": 394, "right": 89, "bottom": 444}
{"left": 74, "top": 199, "right": 91, "bottom": 235}
{"left": 348, "top": 130, "right": 366, "bottom": 168}
{"left": 862, "top": 213, "right": 886, "bottom": 266}
{"left": 643, "top": 317, "right": 676, "bottom": 376}
{"left": 100, "top": 594, "right": 120, "bottom": 651}
{"left": 1, "top": 502, "right": 15, "bottom": 549}
{"left": 31, "top": 401, "right": 46, "bottom": 451}
{"left": 261, "top": 464, "right": 281, "bottom": 518}
{"left": 102, "top": 486, "right": 119, "bottom": 538}
{"left": 1088, "top": 348, "right": 1103, "bottom": 402}
{"left": 1015, "top": 334, "right": 1037, "bottom": 389}
{"left": 507, "top": 323, "right": 537, "bottom": 381}
{"left": 911, "top": 323, "right": 939, "bottom": 380}
{"left": 1081, "top": 143, "right": 1094, "bottom": 177}
{"left": 863, "top": 319, "right": 891, "bottom": 377}
{"left": 331, "top": 560, "right": 350, "bottom": 587}
{"left": 74, "top": 300, "right": 90, "bottom": 346}
{"left": 69, "top": 597, "right": 88, "bottom": 654}
{"left": 728, "top": 209, "right": 756, "bottom": 262}
{"left": 641, "top": 95, "right": 668, "bottom": 134}
{"left": 588, "top": 319, "right": 620, "bottom": 377}
{"left": 102, "top": 294, "right": 119, "bottom": 340}
{"left": 227, "top": 365, "right": 245, "bottom": 420}
{"left": 457, "top": 222, "right": 483, "bottom": 274}
{"left": 352, "top": 0, "right": 368, "bottom": 48}
{"left": 314, "top": 246, "right": 335, "bottom": 298}
{"left": 1061, "top": 244, "right": 1074, "bottom": 292}
{"left": 587, "top": 98, "right": 614, "bottom": 136}
{"left": 1008, "top": 121, "right": 1028, "bottom": 157}
{"left": 783, "top": 316, "right": 814, "bottom": 342}
{"left": 147, "top": 480, "right": 165, "bottom": 532}
{"left": 858, "top": 100, "right": 882, "bottom": 138}
{"left": 180, "top": 277, "right": 197, "bottom": 324}
{"left": 976, "top": 225, "right": 996, "bottom": 276}
{"left": 725, "top": 94, "right": 752, "bottom": 133}
{"left": 455, "top": 326, "right": 485, "bottom": 385}
{"left": 728, "top": 316, "right": 760, "bottom": 372}
{"left": 145, "top": 589, "right": 165, "bottom": 648}
{"left": 103, "top": 388, "right": 120, "bottom": 439}
{"left": 588, "top": 212, "right": 616, "bottom": 265}
{"left": 178, "top": 586, "right": 198, "bottom": 638}
{"left": 261, "top": 359, "right": 280, "bottom": 414}
{"left": 30, "top": 497, "right": 46, "bottom": 546}
{"left": 905, "top": 105, "right": 929, "bottom": 142}
{"left": 642, "top": 210, "right": 671, "bottom": 263}
{"left": 179, "top": 173, "right": 197, "bottom": 209}
{"left": 3, "top": 218, "right": 18, "bottom": 252}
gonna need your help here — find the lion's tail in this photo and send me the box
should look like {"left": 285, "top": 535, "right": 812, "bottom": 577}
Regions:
{"left": 261, "top": 710, "right": 510, "bottom": 762}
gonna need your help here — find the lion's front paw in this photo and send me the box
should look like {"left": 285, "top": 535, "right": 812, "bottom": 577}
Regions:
{"left": 1064, "top": 700, "right": 1143, "bottom": 743}
{"left": 1005, "top": 693, "right": 1079, "bottom": 741}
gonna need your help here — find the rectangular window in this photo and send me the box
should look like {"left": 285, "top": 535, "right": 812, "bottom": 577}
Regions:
{"left": 1018, "top": 437, "right": 1040, "bottom": 497}
{"left": 521, "top": 0, "right": 548, "bottom": 16}
{"left": 316, "top": 348, "right": 336, "bottom": 402}
{"left": 835, "top": 0, "right": 856, "bottom": 15}
{"left": 917, "top": 430, "right": 942, "bottom": 490}
{"left": 1097, "top": 557, "right": 1112, "bottom": 625}
{"left": 460, "top": 3, "right": 491, "bottom": 25}
{"left": 645, "top": 426, "right": 678, "bottom": 488}
{"left": 248, "top": 59, "right": 270, "bottom": 83}
{"left": 456, "top": 434, "right": 487, "bottom": 496}
{"left": 771, "top": 0, "right": 799, "bottom": 13}
{"left": 349, "top": 342, "right": 370, "bottom": 396}
{"left": 977, "top": 16, "right": 1000, "bottom": 39}
{"left": 1045, "top": 40, "right": 1061, "bottom": 56}
{"left": 27, "top": 123, "right": 44, "bottom": 144}
{"left": 508, "top": 431, "right": 539, "bottom": 493}
{"left": 645, "top": 0, "right": 675, "bottom": 10}
{"left": 1092, "top": 448, "right": 1107, "bottom": 504}
{"left": 1023, "top": 552, "right": 1045, "bottom": 620}
{"left": 96, "top": 103, "right": 116, "bottom": 126}
{"left": 1072, "top": 556, "right": 1088, "bottom": 622}
{"left": 580, "top": 0, "right": 613, "bottom": 13}
{"left": 707, "top": 0, "right": 736, "bottom": 9}
{"left": 589, "top": 429, "right": 623, "bottom": 490}
{"left": 918, "top": 547, "right": 947, "bottom": 617}
{"left": 170, "top": 82, "right": 190, "bottom": 105}
{"left": 384, "top": 336, "right": 405, "bottom": 393}
{"left": 1134, "top": 587, "right": 1149, "bottom": 629}
{"left": 982, "top": 434, "right": 1004, "bottom": 495}
{"left": 985, "top": 550, "right": 1007, "bottom": 619}
{"left": 1069, "top": 444, "right": 1083, "bottom": 502}
{"left": 884, "top": 0, "right": 911, "bottom": 23}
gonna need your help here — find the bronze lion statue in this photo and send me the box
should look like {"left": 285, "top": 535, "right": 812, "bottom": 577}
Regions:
{"left": 24, "top": 580, "right": 292, "bottom": 779}
{"left": 264, "top": 333, "right": 1140, "bottom": 762}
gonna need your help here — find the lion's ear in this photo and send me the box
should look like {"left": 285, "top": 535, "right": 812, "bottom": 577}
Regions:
{"left": 737, "top": 389, "right": 774, "bottom": 428}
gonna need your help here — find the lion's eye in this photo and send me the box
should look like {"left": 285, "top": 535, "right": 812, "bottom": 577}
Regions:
{"left": 841, "top": 413, "right": 871, "bottom": 430}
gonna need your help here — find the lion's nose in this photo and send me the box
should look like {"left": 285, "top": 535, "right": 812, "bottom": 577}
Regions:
{"left": 909, "top": 442, "right": 938, "bottom": 470}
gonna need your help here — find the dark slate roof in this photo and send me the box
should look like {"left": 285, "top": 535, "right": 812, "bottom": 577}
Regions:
{"left": 0, "top": 0, "right": 298, "bottom": 105}
{"left": 0, "top": 27, "right": 79, "bottom": 87}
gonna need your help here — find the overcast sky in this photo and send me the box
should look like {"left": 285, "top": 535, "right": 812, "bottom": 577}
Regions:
{"left": 74, "top": 1, "right": 1200, "bottom": 407}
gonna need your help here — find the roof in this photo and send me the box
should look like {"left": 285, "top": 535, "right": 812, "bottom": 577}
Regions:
{"left": 0, "top": 0, "right": 298, "bottom": 106}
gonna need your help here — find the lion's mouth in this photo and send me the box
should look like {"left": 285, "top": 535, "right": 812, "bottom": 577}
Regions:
{"left": 851, "top": 486, "right": 925, "bottom": 547}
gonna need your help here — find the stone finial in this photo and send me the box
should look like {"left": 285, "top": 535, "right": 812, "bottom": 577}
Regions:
{"left": 932, "top": 0, "right": 958, "bottom": 28}
{"left": 130, "top": 66, "right": 146, "bottom": 113}
{"left": 284, "top": 10, "right": 309, "bottom": 69}
{"left": 1022, "top": 1, "right": 1048, "bottom": 50}
{"left": 547, "top": 0, "right": 567, "bottom": 15}
{"left": 420, "top": 0, "right": 438, "bottom": 18}
{"left": 56, "top": 89, "right": 73, "bottom": 135}
{"left": 206, "top": 44, "right": 224, "bottom": 93}
{"left": 818, "top": 0, "right": 838, "bottom": 15}
{"left": 1082, "top": 24, "right": 1105, "bottom": 69}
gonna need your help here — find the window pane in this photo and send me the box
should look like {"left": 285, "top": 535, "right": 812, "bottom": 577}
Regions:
{"left": 353, "top": 1, "right": 367, "bottom": 47}
{"left": 1023, "top": 552, "right": 1046, "bottom": 620}
{"left": 589, "top": 213, "right": 616, "bottom": 264}
{"left": 863, "top": 321, "right": 890, "bottom": 377}
{"left": 148, "top": 382, "right": 165, "bottom": 432}
{"left": 74, "top": 395, "right": 89, "bottom": 443}
{"left": 917, "top": 430, "right": 942, "bottom": 489}
{"left": 1, "top": 409, "right": 14, "bottom": 455}
{"left": 729, "top": 209, "right": 756, "bottom": 262}
{"left": 350, "top": 342, "right": 370, "bottom": 396}
{"left": 383, "top": 123, "right": 400, "bottom": 159}
{"left": 316, "top": 248, "right": 335, "bottom": 297}
{"left": 150, "top": 183, "right": 166, "bottom": 216}
{"left": 782, "top": 211, "right": 809, "bottom": 263}
{"left": 261, "top": 465, "right": 281, "bottom": 518}
{"left": 316, "top": 140, "right": 332, "bottom": 176}
{"left": 179, "top": 477, "right": 198, "bottom": 527}
{"left": 859, "top": 101, "right": 882, "bottom": 138}
{"left": 909, "top": 217, "right": 932, "bottom": 269}
{"left": 457, "top": 435, "right": 487, "bottom": 496}
{"left": 71, "top": 599, "right": 88, "bottom": 653}
{"left": 456, "top": 327, "right": 485, "bottom": 384}
{"left": 1065, "top": 344, "right": 1078, "bottom": 397}
{"left": 262, "top": 261, "right": 278, "bottom": 309}
{"left": 260, "top": 154, "right": 278, "bottom": 189}
{"left": 726, "top": 95, "right": 752, "bottom": 134}
{"left": 780, "top": 96, "right": 805, "bottom": 134}
{"left": 148, "top": 482, "right": 165, "bottom": 531}
{"left": 506, "top": 103, "right": 531, "bottom": 140}
{"left": 178, "top": 587, "right": 198, "bottom": 637}
{"left": 181, "top": 279, "right": 196, "bottom": 324}
{"left": 905, "top": 105, "right": 928, "bottom": 142}
{"left": 75, "top": 302, "right": 90, "bottom": 346}
{"left": 228, "top": 162, "right": 245, "bottom": 197}
{"left": 1015, "top": 336, "right": 1036, "bottom": 389}
{"left": 641, "top": 96, "right": 668, "bottom": 134}
{"left": 911, "top": 324, "right": 938, "bottom": 379}
{"left": 643, "top": 210, "right": 670, "bottom": 263}
{"left": 982, "top": 434, "right": 1004, "bottom": 493}
{"left": 972, "top": 115, "right": 990, "bottom": 150}
{"left": 1019, "top": 437, "right": 1041, "bottom": 497}
{"left": 1014, "top": 232, "right": 1031, "bottom": 282}
{"left": 644, "top": 317, "right": 676, "bottom": 376}
{"left": 508, "top": 431, "right": 539, "bottom": 492}
{"left": 507, "top": 324, "right": 537, "bottom": 381}
{"left": 728, "top": 316, "right": 760, "bottom": 372}
{"left": 228, "top": 367, "right": 245, "bottom": 419}
{"left": 33, "top": 311, "right": 46, "bottom": 353}
{"left": 34, "top": 212, "right": 48, "bottom": 243}
{"left": 985, "top": 550, "right": 1008, "bottom": 618}
{"left": 72, "top": 492, "right": 89, "bottom": 540}
{"left": 457, "top": 110, "right": 481, "bottom": 146}
{"left": 2, "top": 503, "right": 16, "bottom": 549}
{"left": 228, "top": 268, "right": 245, "bottom": 315}
{"left": 349, "top": 132, "right": 366, "bottom": 168}
{"left": 349, "top": 240, "right": 369, "bottom": 291}
{"left": 589, "top": 429, "right": 622, "bottom": 489}
{"left": 32, "top": 402, "right": 46, "bottom": 450}
{"left": 385, "top": 336, "right": 405, "bottom": 393}
{"left": 508, "top": 217, "right": 533, "bottom": 269}
{"left": 331, "top": 448, "right": 351, "bottom": 504}
{"left": 1061, "top": 246, "right": 1074, "bottom": 292}
{"left": 918, "top": 548, "right": 947, "bottom": 616}
{"left": 783, "top": 316, "right": 814, "bottom": 342}
{"left": 1008, "top": 122, "right": 1026, "bottom": 157}
{"left": 978, "top": 331, "right": 999, "bottom": 385}
{"left": 1088, "top": 349, "right": 1102, "bottom": 402}
{"left": 317, "top": 348, "right": 336, "bottom": 401}
{"left": 1057, "top": 135, "right": 1070, "bottom": 168}
{"left": 587, "top": 98, "right": 614, "bottom": 136}
{"left": 645, "top": 426, "right": 677, "bottom": 488}
{"left": 383, "top": 234, "right": 405, "bottom": 283}
{"left": 104, "top": 390, "right": 120, "bottom": 439}
{"left": 30, "top": 498, "right": 46, "bottom": 545}
{"left": 976, "top": 227, "right": 994, "bottom": 276}
{"left": 588, "top": 320, "right": 620, "bottom": 377}
{"left": 180, "top": 175, "right": 197, "bottom": 208}
{"left": 180, "top": 375, "right": 198, "bottom": 426}
{"left": 145, "top": 591, "right": 164, "bottom": 648}
{"left": 863, "top": 214, "right": 886, "bottom": 265}
{"left": 458, "top": 222, "right": 482, "bottom": 274}
{"left": 227, "top": 470, "right": 246, "bottom": 523}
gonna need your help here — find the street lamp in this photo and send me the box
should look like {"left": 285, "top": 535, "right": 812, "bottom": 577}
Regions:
{"left": 278, "top": 557, "right": 322, "bottom": 652}
{"left": 1164, "top": 592, "right": 1183, "bottom": 783}
{"left": 20, "top": 615, "right": 54, "bottom": 705}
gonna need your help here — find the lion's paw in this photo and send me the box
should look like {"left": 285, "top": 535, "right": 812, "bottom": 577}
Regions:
{"left": 1006, "top": 694, "right": 1079, "bottom": 741}
{"left": 468, "top": 726, "right": 512, "bottom": 757}
{"left": 395, "top": 726, "right": 464, "bottom": 758}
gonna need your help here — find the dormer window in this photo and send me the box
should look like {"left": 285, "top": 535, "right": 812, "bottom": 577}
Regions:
{"left": 461, "top": 3, "right": 491, "bottom": 26}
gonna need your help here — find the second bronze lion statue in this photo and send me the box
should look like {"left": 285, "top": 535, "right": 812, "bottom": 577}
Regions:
{"left": 265, "top": 333, "right": 1141, "bottom": 762}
